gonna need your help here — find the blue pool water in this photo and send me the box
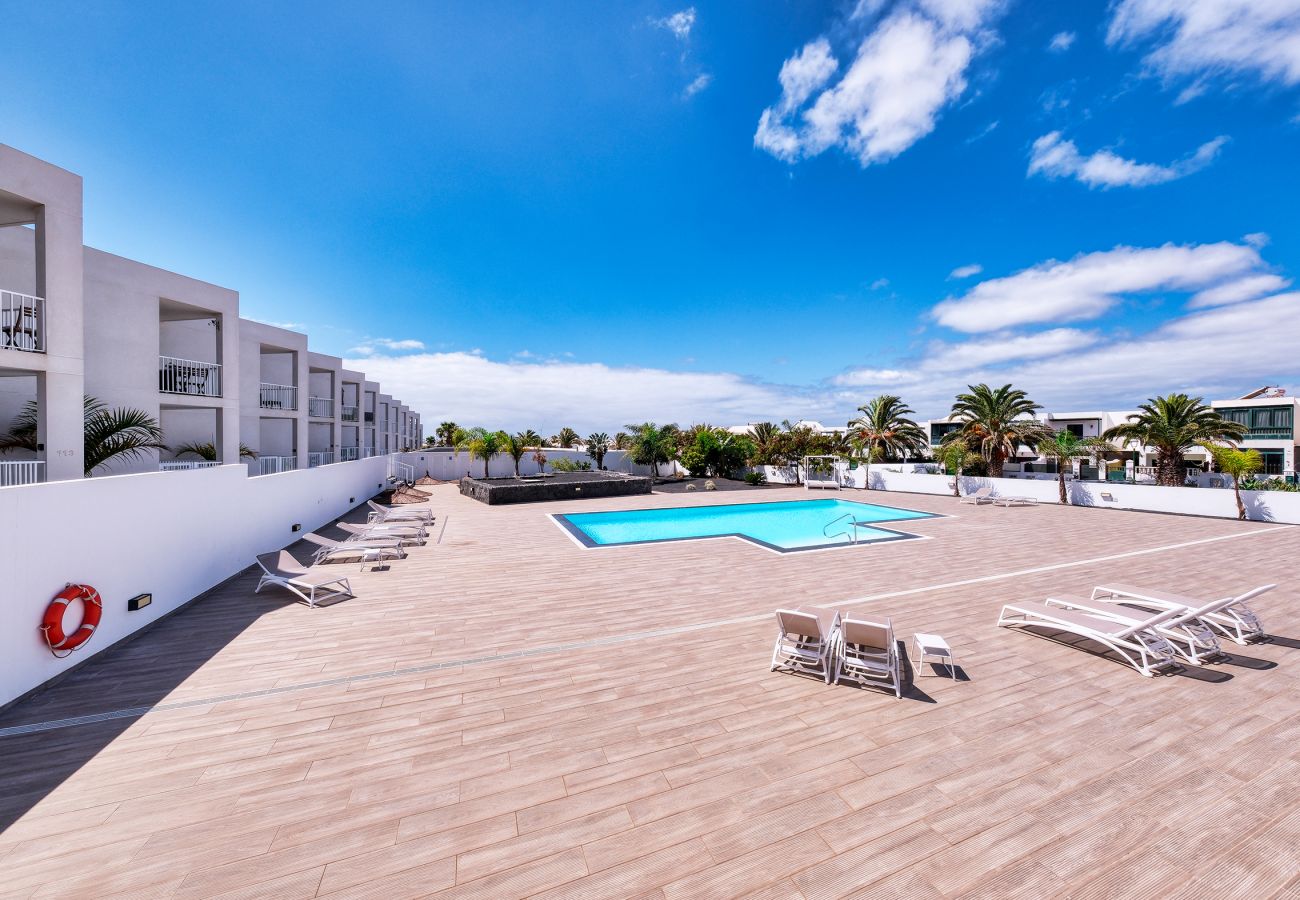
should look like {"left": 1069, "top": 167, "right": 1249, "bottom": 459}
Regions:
{"left": 554, "top": 498, "right": 937, "bottom": 552}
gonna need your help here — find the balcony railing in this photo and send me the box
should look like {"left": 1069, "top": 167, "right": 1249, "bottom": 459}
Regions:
{"left": 160, "top": 356, "right": 222, "bottom": 397}
{"left": 160, "top": 460, "right": 223, "bottom": 471}
{"left": 339, "top": 446, "right": 359, "bottom": 462}
{"left": 341, "top": 405, "right": 359, "bottom": 423}
{"left": 308, "top": 396, "right": 334, "bottom": 418}
{"left": 2, "top": 290, "right": 45, "bottom": 353}
{"left": 0, "top": 460, "right": 45, "bottom": 487}
{"left": 307, "top": 451, "right": 335, "bottom": 468}
{"left": 256, "top": 455, "right": 297, "bottom": 476}
{"left": 362, "top": 446, "right": 377, "bottom": 458}
{"left": 259, "top": 383, "right": 298, "bottom": 411}
{"left": 1244, "top": 428, "right": 1293, "bottom": 441}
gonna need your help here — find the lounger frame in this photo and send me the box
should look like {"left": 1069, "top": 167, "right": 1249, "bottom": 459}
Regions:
{"left": 1091, "top": 584, "right": 1271, "bottom": 645}
{"left": 998, "top": 601, "right": 1183, "bottom": 677}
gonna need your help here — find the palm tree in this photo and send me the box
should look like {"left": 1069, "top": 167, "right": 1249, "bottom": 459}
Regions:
{"left": 937, "top": 437, "right": 983, "bottom": 497}
{"left": 585, "top": 432, "right": 611, "bottom": 470}
{"left": 518, "top": 429, "right": 544, "bottom": 447}
{"left": 436, "top": 421, "right": 459, "bottom": 446}
{"left": 613, "top": 431, "right": 631, "bottom": 450}
{"left": 552, "top": 427, "right": 579, "bottom": 448}
{"left": 1036, "top": 430, "right": 1112, "bottom": 505}
{"left": 501, "top": 432, "right": 531, "bottom": 477}
{"left": 423, "top": 435, "right": 436, "bottom": 448}
{"left": 0, "top": 395, "right": 169, "bottom": 476}
{"left": 1103, "top": 394, "right": 1248, "bottom": 487}
{"left": 624, "top": 422, "right": 678, "bottom": 478}
{"left": 846, "top": 396, "right": 926, "bottom": 489}
{"left": 460, "top": 427, "right": 507, "bottom": 478}
{"left": 173, "top": 440, "right": 258, "bottom": 461}
{"left": 949, "top": 383, "right": 1048, "bottom": 478}
{"left": 1210, "top": 446, "right": 1264, "bottom": 520}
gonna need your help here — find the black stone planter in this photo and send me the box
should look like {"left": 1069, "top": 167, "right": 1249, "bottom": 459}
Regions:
{"left": 460, "top": 472, "right": 652, "bottom": 505}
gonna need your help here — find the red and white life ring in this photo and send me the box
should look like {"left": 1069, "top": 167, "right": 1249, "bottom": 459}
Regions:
{"left": 40, "top": 584, "right": 102, "bottom": 656}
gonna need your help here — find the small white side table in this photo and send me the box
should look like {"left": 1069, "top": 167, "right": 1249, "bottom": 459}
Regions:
{"left": 360, "top": 548, "right": 387, "bottom": 572}
{"left": 912, "top": 632, "right": 957, "bottom": 678}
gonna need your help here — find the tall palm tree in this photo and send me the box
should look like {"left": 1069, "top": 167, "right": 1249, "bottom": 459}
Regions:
{"left": 0, "top": 395, "right": 169, "bottom": 476}
{"left": 500, "top": 432, "right": 531, "bottom": 477}
{"left": 518, "top": 429, "right": 544, "bottom": 447}
{"left": 1036, "top": 430, "right": 1112, "bottom": 505}
{"left": 1210, "top": 446, "right": 1263, "bottom": 520}
{"left": 949, "top": 383, "right": 1048, "bottom": 478}
{"left": 613, "top": 431, "right": 631, "bottom": 450}
{"left": 585, "top": 432, "right": 611, "bottom": 470}
{"left": 436, "top": 421, "right": 459, "bottom": 446}
{"left": 937, "top": 437, "right": 983, "bottom": 497}
{"left": 1103, "top": 394, "right": 1248, "bottom": 487}
{"left": 746, "top": 422, "right": 780, "bottom": 466}
{"left": 552, "top": 427, "right": 579, "bottom": 448}
{"left": 624, "top": 422, "right": 677, "bottom": 478}
{"left": 847, "top": 396, "right": 926, "bottom": 488}
{"left": 460, "top": 428, "right": 507, "bottom": 478}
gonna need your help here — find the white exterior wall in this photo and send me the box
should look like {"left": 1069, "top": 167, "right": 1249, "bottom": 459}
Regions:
{"left": 0, "top": 455, "right": 396, "bottom": 709}
{"left": 400, "top": 447, "right": 676, "bottom": 480}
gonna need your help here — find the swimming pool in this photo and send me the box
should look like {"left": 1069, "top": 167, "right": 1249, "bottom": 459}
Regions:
{"left": 553, "top": 498, "right": 939, "bottom": 553}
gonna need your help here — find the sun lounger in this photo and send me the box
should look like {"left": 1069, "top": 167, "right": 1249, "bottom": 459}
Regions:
{"left": 834, "top": 616, "right": 902, "bottom": 697}
{"left": 367, "top": 500, "right": 434, "bottom": 523}
{"left": 1091, "top": 584, "right": 1272, "bottom": 645}
{"left": 771, "top": 609, "right": 839, "bottom": 683}
{"left": 255, "top": 550, "right": 353, "bottom": 607}
{"left": 959, "top": 486, "right": 993, "bottom": 505}
{"left": 997, "top": 600, "right": 1184, "bottom": 676}
{"left": 338, "top": 521, "right": 426, "bottom": 545}
{"left": 302, "top": 532, "right": 405, "bottom": 565}
{"left": 1045, "top": 594, "right": 1223, "bottom": 665}
{"left": 991, "top": 495, "right": 1037, "bottom": 507}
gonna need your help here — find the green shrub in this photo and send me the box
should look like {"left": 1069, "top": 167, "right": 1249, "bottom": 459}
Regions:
{"left": 744, "top": 471, "right": 767, "bottom": 485}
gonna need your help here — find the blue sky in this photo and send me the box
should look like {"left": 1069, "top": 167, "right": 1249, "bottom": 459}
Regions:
{"left": 4, "top": 0, "right": 1300, "bottom": 430}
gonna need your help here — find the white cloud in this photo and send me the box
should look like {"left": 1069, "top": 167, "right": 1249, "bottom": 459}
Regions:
{"left": 1189, "top": 273, "right": 1292, "bottom": 308}
{"left": 948, "top": 263, "right": 982, "bottom": 279}
{"left": 1048, "top": 31, "right": 1076, "bottom": 52}
{"left": 348, "top": 337, "right": 426, "bottom": 356}
{"left": 1028, "top": 132, "right": 1228, "bottom": 188}
{"left": 755, "top": 1, "right": 1006, "bottom": 167}
{"left": 653, "top": 7, "right": 696, "bottom": 41}
{"left": 346, "top": 351, "right": 832, "bottom": 433}
{"left": 932, "top": 241, "right": 1266, "bottom": 332}
{"left": 250, "top": 319, "right": 305, "bottom": 332}
{"left": 1108, "top": 0, "right": 1300, "bottom": 90}
{"left": 683, "top": 73, "right": 713, "bottom": 98}
{"left": 870, "top": 277, "right": 890, "bottom": 290}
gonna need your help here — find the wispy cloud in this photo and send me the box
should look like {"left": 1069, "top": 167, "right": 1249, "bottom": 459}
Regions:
{"left": 347, "top": 337, "right": 426, "bottom": 356}
{"left": 652, "top": 7, "right": 696, "bottom": 41}
{"left": 251, "top": 319, "right": 305, "bottom": 331}
{"left": 1028, "top": 132, "right": 1228, "bottom": 188}
{"left": 755, "top": 0, "right": 1008, "bottom": 167}
{"left": 683, "top": 73, "right": 712, "bottom": 98}
{"left": 1048, "top": 31, "right": 1076, "bottom": 52}
{"left": 932, "top": 240, "right": 1266, "bottom": 332}
{"left": 948, "top": 263, "right": 982, "bottom": 279}
{"left": 1108, "top": 0, "right": 1300, "bottom": 91}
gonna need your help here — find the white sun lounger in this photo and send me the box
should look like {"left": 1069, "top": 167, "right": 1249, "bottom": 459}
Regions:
{"left": 302, "top": 532, "right": 405, "bottom": 565}
{"left": 255, "top": 551, "right": 354, "bottom": 608}
{"left": 1092, "top": 584, "right": 1272, "bottom": 645}
{"left": 771, "top": 609, "right": 839, "bottom": 684}
{"left": 991, "top": 495, "right": 1037, "bottom": 507}
{"left": 367, "top": 500, "right": 434, "bottom": 523}
{"left": 998, "top": 600, "right": 1185, "bottom": 676}
{"left": 959, "top": 486, "right": 993, "bottom": 505}
{"left": 338, "top": 521, "right": 427, "bottom": 545}
{"left": 1044, "top": 594, "right": 1224, "bottom": 666}
{"left": 834, "top": 616, "right": 902, "bottom": 698}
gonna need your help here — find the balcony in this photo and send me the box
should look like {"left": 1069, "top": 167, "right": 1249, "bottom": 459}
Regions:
{"left": 341, "top": 405, "right": 359, "bottom": 423}
{"left": 1244, "top": 428, "right": 1293, "bottom": 441}
{"left": 160, "top": 356, "right": 222, "bottom": 397}
{"left": 1, "top": 290, "right": 45, "bottom": 353}
{"left": 159, "top": 460, "right": 222, "bottom": 471}
{"left": 256, "top": 455, "right": 297, "bottom": 476}
{"left": 339, "top": 446, "right": 359, "bottom": 462}
{"left": 307, "top": 451, "right": 335, "bottom": 468}
{"left": 259, "top": 383, "right": 298, "bottom": 411}
{"left": 308, "top": 396, "right": 334, "bottom": 418}
{"left": 0, "top": 460, "right": 44, "bottom": 487}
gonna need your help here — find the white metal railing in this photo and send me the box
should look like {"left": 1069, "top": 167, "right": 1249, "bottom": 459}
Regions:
{"left": 256, "top": 455, "right": 297, "bottom": 476}
{"left": 1, "top": 290, "right": 45, "bottom": 353}
{"left": 1134, "top": 465, "right": 1158, "bottom": 483}
{"left": 341, "top": 405, "right": 359, "bottom": 422}
{"left": 159, "top": 460, "right": 222, "bottom": 471}
{"left": 308, "top": 396, "right": 334, "bottom": 418}
{"left": 391, "top": 460, "right": 414, "bottom": 483}
{"left": 308, "top": 451, "right": 335, "bottom": 468}
{"left": 259, "top": 383, "right": 298, "bottom": 410}
{"left": 339, "top": 446, "right": 359, "bottom": 461}
{"left": 0, "top": 459, "right": 45, "bottom": 486}
{"left": 361, "top": 446, "right": 377, "bottom": 458}
{"left": 159, "top": 356, "right": 222, "bottom": 396}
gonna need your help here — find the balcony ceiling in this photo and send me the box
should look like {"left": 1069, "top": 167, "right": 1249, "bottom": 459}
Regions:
{"left": 0, "top": 189, "right": 38, "bottom": 226}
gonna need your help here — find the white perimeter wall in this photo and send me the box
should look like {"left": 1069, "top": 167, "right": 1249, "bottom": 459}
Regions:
{"left": 0, "top": 455, "right": 394, "bottom": 709}
{"left": 398, "top": 448, "right": 681, "bottom": 480}
{"left": 756, "top": 462, "right": 1300, "bottom": 524}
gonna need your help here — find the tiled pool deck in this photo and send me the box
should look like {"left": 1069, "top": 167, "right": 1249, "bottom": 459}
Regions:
{"left": 1, "top": 485, "right": 1297, "bottom": 898}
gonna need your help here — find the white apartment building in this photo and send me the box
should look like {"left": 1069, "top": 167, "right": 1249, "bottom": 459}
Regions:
{"left": 0, "top": 144, "right": 421, "bottom": 486}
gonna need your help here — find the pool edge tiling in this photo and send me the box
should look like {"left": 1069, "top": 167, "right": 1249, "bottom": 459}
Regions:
{"left": 551, "top": 496, "right": 944, "bottom": 553}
